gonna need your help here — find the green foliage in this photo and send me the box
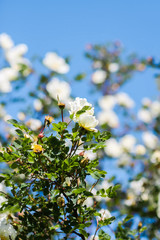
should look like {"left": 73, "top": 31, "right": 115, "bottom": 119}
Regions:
{"left": 0, "top": 116, "right": 120, "bottom": 239}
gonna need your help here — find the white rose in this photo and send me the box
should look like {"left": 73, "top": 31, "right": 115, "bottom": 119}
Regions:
{"left": 141, "top": 97, "right": 152, "bottom": 107}
{"left": 118, "top": 153, "right": 131, "bottom": 166}
{"left": 43, "top": 52, "right": 69, "bottom": 74}
{"left": 69, "top": 97, "right": 94, "bottom": 122}
{"left": 17, "top": 112, "right": 26, "bottom": 121}
{"left": 97, "top": 209, "right": 111, "bottom": 221}
{"left": 134, "top": 145, "right": 146, "bottom": 155}
{"left": 151, "top": 150, "right": 160, "bottom": 163}
{"left": 108, "top": 62, "right": 119, "bottom": 73}
{"left": 150, "top": 101, "right": 160, "bottom": 118}
{"left": 142, "top": 132, "right": 158, "bottom": 149}
{"left": 137, "top": 109, "right": 152, "bottom": 123}
{"left": 26, "top": 118, "right": 42, "bottom": 131}
{"left": 0, "top": 217, "right": 17, "bottom": 240}
{"left": 5, "top": 44, "right": 28, "bottom": 64}
{"left": 116, "top": 92, "right": 135, "bottom": 108}
{"left": 0, "top": 33, "right": 14, "bottom": 49}
{"left": 104, "top": 138, "right": 122, "bottom": 158}
{"left": 120, "top": 134, "right": 136, "bottom": 152}
{"left": 98, "top": 110, "right": 119, "bottom": 128}
{"left": 98, "top": 95, "right": 116, "bottom": 110}
{"left": 33, "top": 99, "right": 43, "bottom": 112}
{"left": 78, "top": 113, "right": 99, "bottom": 132}
{"left": 91, "top": 69, "right": 107, "bottom": 84}
{"left": 46, "top": 78, "right": 71, "bottom": 102}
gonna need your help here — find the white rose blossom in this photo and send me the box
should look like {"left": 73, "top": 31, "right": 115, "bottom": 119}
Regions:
{"left": 0, "top": 217, "right": 17, "bottom": 240}
{"left": 151, "top": 150, "right": 160, "bottom": 164}
{"left": 91, "top": 69, "right": 107, "bottom": 84}
{"left": 78, "top": 113, "right": 99, "bottom": 132}
{"left": 97, "top": 209, "right": 112, "bottom": 221}
{"left": 116, "top": 92, "right": 135, "bottom": 108}
{"left": 98, "top": 95, "right": 116, "bottom": 110}
{"left": 46, "top": 78, "right": 71, "bottom": 102}
{"left": 69, "top": 97, "right": 98, "bottom": 132}
{"left": 142, "top": 132, "right": 159, "bottom": 149}
{"left": 134, "top": 144, "right": 146, "bottom": 156}
{"left": 0, "top": 33, "right": 14, "bottom": 49}
{"left": 26, "top": 118, "right": 42, "bottom": 131}
{"left": 43, "top": 52, "right": 70, "bottom": 74}
{"left": 138, "top": 108, "right": 153, "bottom": 123}
{"left": 98, "top": 110, "right": 119, "bottom": 128}
{"left": 104, "top": 138, "right": 122, "bottom": 158}
{"left": 33, "top": 99, "right": 43, "bottom": 112}
{"left": 120, "top": 134, "right": 136, "bottom": 152}
{"left": 150, "top": 101, "right": 160, "bottom": 118}
{"left": 108, "top": 62, "right": 119, "bottom": 73}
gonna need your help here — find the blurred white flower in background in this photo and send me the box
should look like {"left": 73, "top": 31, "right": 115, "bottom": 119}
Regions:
{"left": 120, "top": 134, "right": 136, "bottom": 152}
{"left": 91, "top": 69, "right": 107, "bottom": 84}
{"left": 105, "top": 138, "right": 122, "bottom": 158}
{"left": 17, "top": 112, "right": 26, "bottom": 121}
{"left": 118, "top": 153, "right": 131, "bottom": 167}
{"left": 129, "top": 178, "right": 146, "bottom": 195}
{"left": 33, "top": 99, "right": 43, "bottom": 112}
{"left": 138, "top": 109, "right": 152, "bottom": 123}
{"left": 150, "top": 101, "right": 160, "bottom": 118}
{"left": 0, "top": 67, "right": 18, "bottom": 93}
{"left": 0, "top": 33, "right": 14, "bottom": 49}
{"left": 98, "top": 110, "right": 119, "bottom": 128}
{"left": 43, "top": 52, "right": 70, "bottom": 74}
{"left": 97, "top": 209, "right": 112, "bottom": 221}
{"left": 46, "top": 78, "right": 71, "bottom": 103}
{"left": 83, "top": 197, "right": 94, "bottom": 208}
{"left": 5, "top": 44, "right": 31, "bottom": 74}
{"left": 142, "top": 132, "right": 158, "bottom": 149}
{"left": 26, "top": 118, "right": 42, "bottom": 131}
{"left": 151, "top": 150, "right": 160, "bottom": 164}
{"left": 98, "top": 95, "right": 116, "bottom": 110}
{"left": 141, "top": 97, "right": 152, "bottom": 107}
{"left": 108, "top": 62, "right": 119, "bottom": 73}
{"left": 134, "top": 144, "right": 146, "bottom": 156}
{"left": 116, "top": 92, "right": 135, "bottom": 108}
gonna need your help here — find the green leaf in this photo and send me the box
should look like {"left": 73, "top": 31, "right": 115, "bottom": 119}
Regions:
{"left": 72, "top": 188, "right": 86, "bottom": 195}
{"left": 123, "top": 215, "right": 133, "bottom": 224}
{"left": 75, "top": 73, "right": 86, "bottom": 81}
{"left": 98, "top": 229, "right": 111, "bottom": 240}
{"left": 106, "top": 184, "right": 121, "bottom": 198}
{"left": 7, "top": 119, "right": 18, "bottom": 125}
{"left": 139, "top": 226, "right": 147, "bottom": 233}
{"left": 76, "top": 106, "right": 92, "bottom": 117}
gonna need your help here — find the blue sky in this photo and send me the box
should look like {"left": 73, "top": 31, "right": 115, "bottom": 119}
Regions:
{"left": 0, "top": 0, "right": 160, "bottom": 104}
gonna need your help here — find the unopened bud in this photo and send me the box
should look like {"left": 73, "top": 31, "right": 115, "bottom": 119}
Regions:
{"left": 38, "top": 132, "right": 44, "bottom": 139}
{"left": 58, "top": 102, "right": 65, "bottom": 110}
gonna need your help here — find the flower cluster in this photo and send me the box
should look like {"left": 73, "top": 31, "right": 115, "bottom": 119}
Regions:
{"left": 69, "top": 97, "right": 99, "bottom": 132}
